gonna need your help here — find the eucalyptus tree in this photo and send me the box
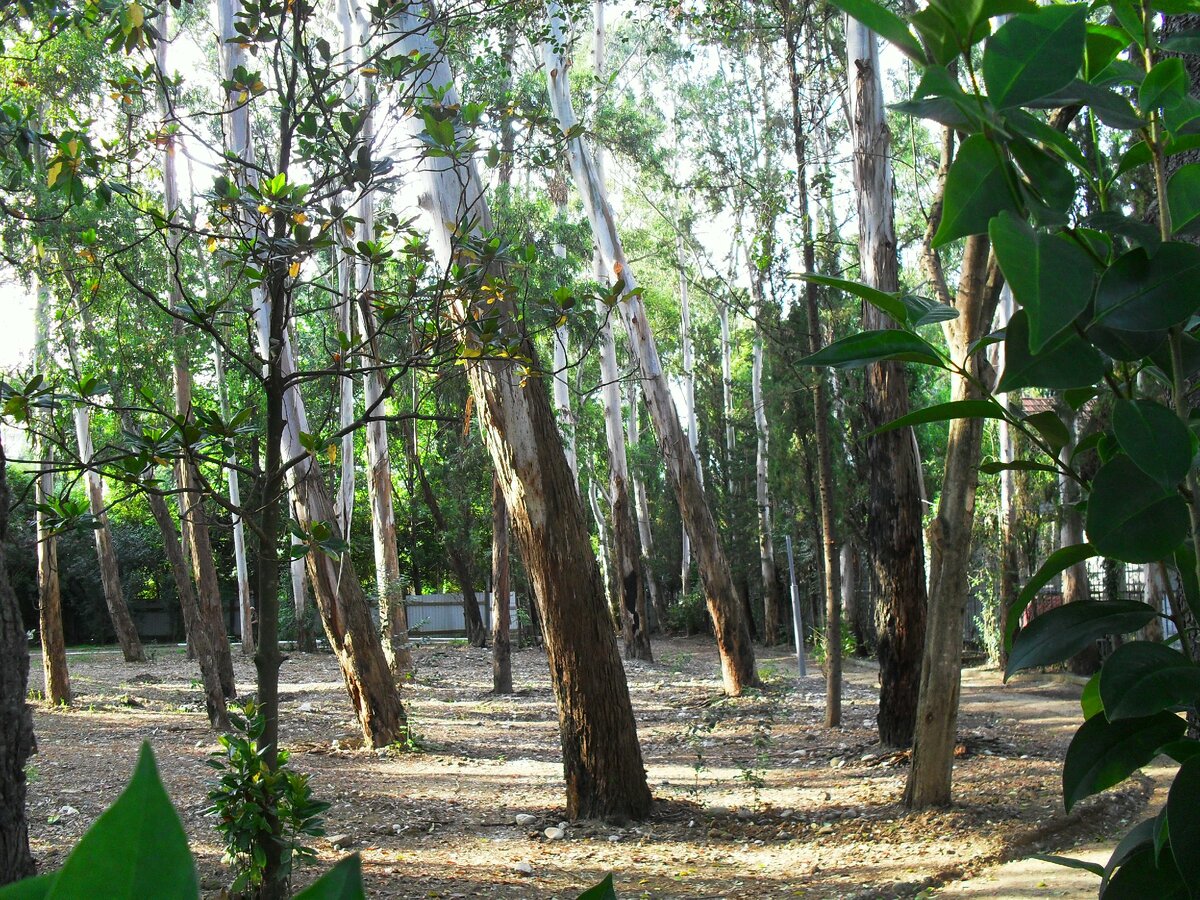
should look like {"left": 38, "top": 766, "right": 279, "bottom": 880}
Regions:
{"left": 544, "top": 2, "right": 757, "bottom": 694}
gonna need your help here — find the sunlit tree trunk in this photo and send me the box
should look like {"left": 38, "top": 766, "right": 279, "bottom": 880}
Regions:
{"left": 492, "top": 474, "right": 512, "bottom": 693}
{"left": 32, "top": 273, "right": 70, "bottom": 706}
{"left": 847, "top": 19, "right": 926, "bottom": 746}
{"left": 290, "top": 540, "right": 315, "bottom": 652}
{"left": 158, "top": 27, "right": 235, "bottom": 698}
{"left": 994, "top": 287, "right": 1018, "bottom": 669}
{"left": 0, "top": 436, "right": 35, "bottom": 885}
{"left": 213, "top": 346, "right": 254, "bottom": 654}
{"left": 73, "top": 406, "right": 145, "bottom": 662}
{"left": 390, "top": 3, "right": 651, "bottom": 818}
{"left": 718, "top": 300, "right": 735, "bottom": 496}
{"left": 214, "top": 0, "right": 406, "bottom": 748}
{"left": 544, "top": 4, "right": 757, "bottom": 694}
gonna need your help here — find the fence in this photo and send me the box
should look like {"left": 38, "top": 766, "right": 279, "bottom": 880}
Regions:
{"left": 405, "top": 592, "right": 518, "bottom": 639}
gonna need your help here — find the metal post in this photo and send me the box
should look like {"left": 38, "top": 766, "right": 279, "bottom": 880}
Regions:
{"left": 786, "top": 535, "right": 807, "bottom": 677}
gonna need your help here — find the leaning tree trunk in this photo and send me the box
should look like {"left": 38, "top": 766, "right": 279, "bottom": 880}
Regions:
{"left": 32, "top": 274, "right": 70, "bottom": 706}
{"left": 905, "top": 234, "right": 1003, "bottom": 808}
{"left": 590, "top": 1, "right": 650, "bottom": 660}
{"left": 158, "top": 28, "right": 236, "bottom": 698}
{"left": 214, "top": 0, "right": 406, "bottom": 749}
{"left": 390, "top": 3, "right": 651, "bottom": 819}
{"left": 847, "top": 19, "right": 927, "bottom": 747}
{"left": 544, "top": 4, "right": 756, "bottom": 694}
{"left": 492, "top": 474, "right": 512, "bottom": 694}
{"left": 73, "top": 406, "right": 145, "bottom": 662}
{"left": 0, "top": 436, "right": 36, "bottom": 885}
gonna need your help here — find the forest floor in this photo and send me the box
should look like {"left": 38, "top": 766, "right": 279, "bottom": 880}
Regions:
{"left": 24, "top": 636, "right": 1148, "bottom": 899}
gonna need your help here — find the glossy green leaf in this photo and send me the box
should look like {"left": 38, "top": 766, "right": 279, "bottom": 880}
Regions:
{"left": 1004, "top": 543, "right": 1095, "bottom": 651}
{"left": 1099, "top": 641, "right": 1200, "bottom": 720}
{"left": 1084, "top": 24, "right": 1132, "bottom": 81}
{"left": 1030, "top": 853, "right": 1105, "bottom": 877}
{"left": 1024, "top": 410, "right": 1071, "bottom": 454}
{"left": 1105, "top": 845, "right": 1189, "bottom": 899}
{"left": 997, "top": 310, "right": 1106, "bottom": 392}
{"left": 1007, "top": 600, "right": 1157, "bottom": 679}
{"left": 1081, "top": 673, "right": 1104, "bottom": 720}
{"left": 794, "top": 274, "right": 906, "bottom": 325}
{"left": 1167, "top": 163, "right": 1200, "bottom": 234}
{"left": 990, "top": 213, "right": 1094, "bottom": 352}
{"left": 1166, "top": 758, "right": 1200, "bottom": 892}
{"left": 1064, "top": 711, "right": 1186, "bottom": 811}
{"left": 47, "top": 743, "right": 197, "bottom": 899}
{"left": 1113, "top": 399, "right": 1193, "bottom": 487}
{"left": 798, "top": 330, "right": 944, "bottom": 370}
{"left": 1162, "top": 739, "right": 1200, "bottom": 765}
{"left": 932, "top": 135, "right": 1021, "bottom": 247}
{"left": 295, "top": 855, "right": 365, "bottom": 900}
{"left": 830, "top": 0, "right": 924, "bottom": 61}
{"left": 898, "top": 292, "right": 958, "bottom": 327}
{"left": 1140, "top": 58, "right": 1189, "bottom": 113}
{"left": 576, "top": 874, "right": 618, "bottom": 900}
{"left": 871, "top": 400, "right": 1007, "bottom": 437}
{"left": 909, "top": 6, "right": 962, "bottom": 65}
{"left": 1094, "top": 243, "right": 1200, "bottom": 332}
{"left": 1086, "top": 322, "right": 1167, "bottom": 362}
{"left": 1010, "top": 136, "right": 1078, "bottom": 221}
{"left": 983, "top": 4, "right": 1087, "bottom": 108}
{"left": 0, "top": 876, "right": 56, "bottom": 899}
{"left": 1087, "top": 455, "right": 1190, "bottom": 563}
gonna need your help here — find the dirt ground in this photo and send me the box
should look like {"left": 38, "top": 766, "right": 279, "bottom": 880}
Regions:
{"left": 24, "top": 637, "right": 1145, "bottom": 899}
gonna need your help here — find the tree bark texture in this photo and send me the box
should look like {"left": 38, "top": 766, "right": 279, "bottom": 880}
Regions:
{"left": 492, "top": 475, "right": 513, "bottom": 694}
{"left": 393, "top": 4, "right": 652, "bottom": 818}
{"left": 750, "top": 275, "right": 782, "bottom": 646}
{"left": 904, "top": 235, "right": 1003, "bottom": 808}
{"left": 0, "top": 438, "right": 36, "bottom": 885}
{"left": 72, "top": 407, "right": 145, "bottom": 662}
{"left": 544, "top": 6, "right": 756, "bottom": 694}
{"left": 847, "top": 20, "right": 927, "bottom": 747}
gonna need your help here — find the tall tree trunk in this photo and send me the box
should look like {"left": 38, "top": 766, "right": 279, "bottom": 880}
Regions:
{"left": 404, "top": 425, "right": 486, "bottom": 647}
{"left": 544, "top": 5, "right": 757, "bottom": 694}
{"left": 750, "top": 273, "right": 782, "bottom": 645}
{"left": 391, "top": 4, "right": 651, "bottom": 818}
{"left": 905, "top": 233, "right": 1003, "bottom": 808}
{"left": 678, "top": 233, "right": 700, "bottom": 598}
{"left": 587, "top": 473, "right": 616, "bottom": 616}
{"left": 628, "top": 396, "right": 664, "bottom": 626}
{"left": 786, "top": 21, "right": 840, "bottom": 726}
{"left": 73, "top": 406, "right": 145, "bottom": 662}
{"left": 847, "top": 19, "right": 927, "bottom": 747}
{"left": 158, "top": 27, "right": 236, "bottom": 699}
{"left": 290, "top": 539, "right": 315, "bottom": 652}
{"left": 492, "top": 474, "right": 512, "bottom": 694}
{"left": 213, "top": 345, "right": 254, "bottom": 654}
{"left": 214, "top": 0, "right": 406, "bottom": 749}
{"left": 1058, "top": 406, "right": 1099, "bottom": 675}
{"left": 995, "top": 287, "right": 1018, "bottom": 669}
{"left": 0, "top": 437, "right": 36, "bottom": 885}
{"left": 718, "top": 300, "right": 736, "bottom": 496}
{"left": 32, "top": 274, "right": 70, "bottom": 706}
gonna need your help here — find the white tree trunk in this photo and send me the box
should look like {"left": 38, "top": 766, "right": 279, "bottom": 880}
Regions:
{"left": 627, "top": 392, "right": 663, "bottom": 625}
{"left": 543, "top": 4, "right": 756, "bottom": 693}
{"left": 750, "top": 280, "right": 780, "bottom": 644}
{"left": 678, "top": 233, "right": 699, "bottom": 596}
{"left": 213, "top": 345, "right": 254, "bottom": 653}
{"left": 718, "top": 299, "right": 735, "bottom": 493}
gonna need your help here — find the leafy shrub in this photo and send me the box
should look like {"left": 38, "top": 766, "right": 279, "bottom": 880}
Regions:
{"left": 206, "top": 701, "right": 331, "bottom": 896}
{"left": 812, "top": 620, "right": 857, "bottom": 666}
{"left": 663, "top": 588, "right": 710, "bottom": 636}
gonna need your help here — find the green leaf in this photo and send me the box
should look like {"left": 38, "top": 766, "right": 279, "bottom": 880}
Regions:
{"left": 870, "top": 400, "right": 1007, "bottom": 437}
{"left": 295, "top": 855, "right": 365, "bottom": 899}
{"left": 831, "top": 0, "right": 924, "bottom": 61}
{"left": 1007, "top": 600, "right": 1157, "bottom": 679}
{"left": 47, "top": 743, "right": 197, "bottom": 898}
{"left": 798, "top": 330, "right": 945, "bottom": 370}
{"left": 898, "top": 292, "right": 959, "bottom": 327}
{"left": 1024, "top": 410, "right": 1071, "bottom": 455}
{"left": 1030, "top": 853, "right": 1105, "bottom": 878}
{"left": 1162, "top": 739, "right": 1200, "bottom": 765}
{"left": 1081, "top": 672, "right": 1104, "bottom": 720}
{"left": 1140, "top": 58, "right": 1189, "bottom": 113}
{"left": 1084, "top": 23, "right": 1133, "bottom": 81}
{"left": 978, "top": 459, "right": 1060, "bottom": 475}
{"left": 1113, "top": 399, "right": 1193, "bottom": 488}
{"left": 990, "top": 213, "right": 1094, "bottom": 352}
{"left": 1168, "top": 164, "right": 1200, "bottom": 234}
{"left": 794, "top": 274, "right": 906, "bottom": 325}
{"left": 1094, "top": 243, "right": 1200, "bottom": 332}
{"left": 1086, "top": 322, "right": 1167, "bottom": 362}
{"left": 997, "top": 309, "right": 1106, "bottom": 392}
{"left": 932, "top": 135, "right": 1022, "bottom": 247}
{"left": 983, "top": 4, "right": 1087, "bottom": 108}
{"left": 0, "top": 875, "right": 57, "bottom": 899}
{"left": 1063, "top": 711, "right": 1186, "bottom": 811}
{"left": 1104, "top": 845, "right": 1189, "bottom": 899}
{"left": 1005, "top": 543, "right": 1095, "bottom": 651}
{"left": 1086, "top": 455, "right": 1190, "bottom": 563}
{"left": 1100, "top": 641, "right": 1200, "bottom": 720}
{"left": 576, "top": 874, "right": 618, "bottom": 900}
{"left": 1168, "top": 756, "right": 1200, "bottom": 891}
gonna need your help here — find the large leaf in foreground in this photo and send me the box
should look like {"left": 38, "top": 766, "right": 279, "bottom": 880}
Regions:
{"left": 1063, "top": 711, "right": 1185, "bottom": 811}
{"left": 997, "top": 309, "right": 1106, "bottom": 392}
{"left": 1112, "top": 399, "right": 1194, "bottom": 489}
{"left": 1085, "top": 455, "right": 1189, "bottom": 563}
{"left": 48, "top": 743, "right": 197, "bottom": 899}
{"left": 1003, "top": 543, "right": 1095, "bottom": 651}
{"left": 295, "top": 855, "right": 366, "bottom": 900}
{"left": 1167, "top": 757, "right": 1200, "bottom": 893}
{"left": 798, "top": 330, "right": 943, "bottom": 369}
{"left": 1099, "top": 641, "right": 1200, "bottom": 720}
{"left": 983, "top": 3, "right": 1087, "bottom": 109}
{"left": 932, "top": 135, "right": 1022, "bottom": 247}
{"left": 1094, "top": 243, "right": 1200, "bottom": 332}
{"left": 870, "top": 399, "right": 1007, "bottom": 437}
{"left": 1007, "top": 600, "right": 1156, "bottom": 679}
